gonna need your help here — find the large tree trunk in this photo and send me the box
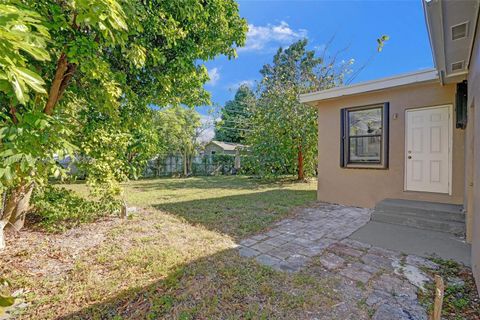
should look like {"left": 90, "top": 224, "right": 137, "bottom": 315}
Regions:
{"left": 1, "top": 52, "right": 76, "bottom": 250}
{"left": 297, "top": 145, "right": 304, "bottom": 181}
{"left": 8, "top": 184, "right": 33, "bottom": 231}
{"left": 0, "top": 183, "right": 34, "bottom": 250}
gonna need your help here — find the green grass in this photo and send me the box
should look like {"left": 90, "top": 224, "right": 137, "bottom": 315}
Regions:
{"left": 69, "top": 176, "right": 317, "bottom": 238}
{"left": 2, "top": 176, "right": 339, "bottom": 319}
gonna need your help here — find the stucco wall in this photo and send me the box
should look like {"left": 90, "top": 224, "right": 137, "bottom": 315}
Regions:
{"left": 467, "top": 18, "right": 480, "bottom": 294}
{"left": 204, "top": 144, "right": 236, "bottom": 155}
{"left": 205, "top": 144, "right": 223, "bottom": 155}
{"left": 315, "top": 81, "right": 464, "bottom": 209}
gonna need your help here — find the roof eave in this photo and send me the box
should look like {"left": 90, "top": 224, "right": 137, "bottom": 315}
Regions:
{"left": 299, "top": 69, "right": 439, "bottom": 105}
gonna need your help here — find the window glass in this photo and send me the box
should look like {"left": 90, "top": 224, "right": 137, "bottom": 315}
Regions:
{"left": 348, "top": 107, "right": 382, "bottom": 136}
{"left": 349, "top": 136, "right": 381, "bottom": 162}
{"left": 341, "top": 104, "right": 388, "bottom": 168}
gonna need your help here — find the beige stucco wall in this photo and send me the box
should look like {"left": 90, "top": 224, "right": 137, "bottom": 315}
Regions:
{"left": 315, "top": 81, "right": 464, "bottom": 209}
{"left": 204, "top": 144, "right": 236, "bottom": 156}
{"left": 205, "top": 144, "right": 224, "bottom": 155}
{"left": 467, "top": 18, "right": 480, "bottom": 294}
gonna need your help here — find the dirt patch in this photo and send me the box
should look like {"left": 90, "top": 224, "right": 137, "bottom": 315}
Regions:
{"left": 0, "top": 207, "right": 239, "bottom": 319}
{"left": 2, "top": 216, "right": 123, "bottom": 278}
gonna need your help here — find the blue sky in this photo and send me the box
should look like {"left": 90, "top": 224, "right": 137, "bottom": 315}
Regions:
{"left": 198, "top": 0, "right": 434, "bottom": 140}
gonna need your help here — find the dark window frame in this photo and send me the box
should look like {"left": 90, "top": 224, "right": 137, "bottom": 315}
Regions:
{"left": 455, "top": 80, "right": 467, "bottom": 129}
{"left": 340, "top": 103, "right": 389, "bottom": 169}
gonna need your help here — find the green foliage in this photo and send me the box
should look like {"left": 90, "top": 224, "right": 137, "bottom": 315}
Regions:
{"left": 0, "top": 4, "right": 50, "bottom": 105}
{"left": 31, "top": 185, "right": 120, "bottom": 232}
{"left": 211, "top": 154, "right": 235, "bottom": 166}
{"left": 246, "top": 39, "right": 351, "bottom": 178}
{"left": 214, "top": 84, "right": 255, "bottom": 143}
{"left": 238, "top": 155, "right": 257, "bottom": 175}
{"left": 0, "top": 0, "right": 247, "bottom": 201}
{"left": 0, "top": 278, "right": 15, "bottom": 316}
{"left": 418, "top": 258, "right": 480, "bottom": 320}
{"left": 157, "top": 106, "right": 202, "bottom": 156}
{"left": 156, "top": 106, "right": 202, "bottom": 176}
{"left": 0, "top": 109, "right": 76, "bottom": 191}
{"left": 377, "top": 35, "right": 390, "bottom": 52}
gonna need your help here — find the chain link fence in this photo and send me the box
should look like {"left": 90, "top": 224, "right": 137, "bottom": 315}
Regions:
{"left": 143, "top": 154, "right": 239, "bottom": 177}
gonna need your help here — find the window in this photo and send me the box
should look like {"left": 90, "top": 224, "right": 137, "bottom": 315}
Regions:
{"left": 340, "top": 103, "right": 389, "bottom": 168}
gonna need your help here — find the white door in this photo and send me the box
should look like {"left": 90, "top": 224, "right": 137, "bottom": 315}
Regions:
{"left": 405, "top": 105, "right": 452, "bottom": 193}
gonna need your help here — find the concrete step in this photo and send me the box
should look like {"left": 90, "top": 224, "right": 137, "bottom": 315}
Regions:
{"left": 372, "top": 199, "right": 465, "bottom": 236}
{"left": 372, "top": 211, "right": 465, "bottom": 236}
{"left": 375, "top": 198, "right": 465, "bottom": 222}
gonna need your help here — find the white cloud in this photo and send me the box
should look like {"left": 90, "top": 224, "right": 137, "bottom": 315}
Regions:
{"left": 197, "top": 114, "right": 216, "bottom": 143}
{"left": 228, "top": 79, "right": 255, "bottom": 91}
{"left": 206, "top": 67, "right": 220, "bottom": 86}
{"left": 238, "top": 21, "right": 308, "bottom": 53}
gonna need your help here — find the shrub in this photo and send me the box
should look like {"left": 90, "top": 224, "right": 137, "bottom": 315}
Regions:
{"left": 238, "top": 155, "right": 257, "bottom": 175}
{"left": 30, "top": 186, "right": 120, "bottom": 233}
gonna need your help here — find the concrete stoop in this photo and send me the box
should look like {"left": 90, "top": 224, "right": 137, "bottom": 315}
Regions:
{"left": 372, "top": 198, "right": 465, "bottom": 236}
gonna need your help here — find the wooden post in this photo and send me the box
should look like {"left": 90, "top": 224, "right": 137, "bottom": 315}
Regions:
{"left": 297, "top": 145, "right": 304, "bottom": 181}
{"left": 432, "top": 275, "right": 444, "bottom": 320}
{"left": 120, "top": 199, "right": 127, "bottom": 219}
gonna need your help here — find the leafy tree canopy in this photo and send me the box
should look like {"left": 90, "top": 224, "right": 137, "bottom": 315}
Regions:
{"left": 246, "top": 39, "right": 351, "bottom": 179}
{"left": 155, "top": 105, "right": 202, "bottom": 176}
{"left": 0, "top": 0, "right": 247, "bottom": 243}
{"left": 214, "top": 84, "right": 255, "bottom": 143}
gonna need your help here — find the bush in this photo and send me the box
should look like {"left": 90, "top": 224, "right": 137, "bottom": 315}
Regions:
{"left": 30, "top": 186, "right": 120, "bottom": 233}
{"left": 211, "top": 154, "right": 235, "bottom": 166}
{"left": 238, "top": 155, "right": 257, "bottom": 175}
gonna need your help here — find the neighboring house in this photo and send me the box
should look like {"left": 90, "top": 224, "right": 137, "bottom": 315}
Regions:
{"left": 204, "top": 140, "right": 245, "bottom": 156}
{"left": 299, "top": 0, "right": 480, "bottom": 291}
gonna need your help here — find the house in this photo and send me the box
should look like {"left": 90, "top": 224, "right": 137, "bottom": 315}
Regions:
{"left": 204, "top": 140, "right": 245, "bottom": 156}
{"left": 204, "top": 140, "right": 247, "bottom": 171}
{"left": 299, "top": 0, "right": 480, "bottom": 291}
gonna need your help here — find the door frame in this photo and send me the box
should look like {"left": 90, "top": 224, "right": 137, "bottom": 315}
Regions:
{"left": 404, "top": 104, "right": 453, "bottom": 195}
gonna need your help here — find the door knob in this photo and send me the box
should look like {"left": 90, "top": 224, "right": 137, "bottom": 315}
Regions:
{"left": 408, "top": 156, "right": 412, "bottom": 159}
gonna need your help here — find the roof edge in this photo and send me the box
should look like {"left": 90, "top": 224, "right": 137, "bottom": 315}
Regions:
{"left": 299, "top": 69, "right": 439, "bottom": 104}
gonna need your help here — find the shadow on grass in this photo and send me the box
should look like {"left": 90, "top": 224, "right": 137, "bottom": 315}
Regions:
{"left": 154, "top": 189, "right": 317, "bottom": 239}
{"left": 129, "top": 175, "right": 304, "bottom": 192}
{"left": 58, "top": 248, "right": 340, "bottom": 320}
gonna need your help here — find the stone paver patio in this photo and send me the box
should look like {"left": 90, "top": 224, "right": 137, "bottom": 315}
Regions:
{"left": 237, "top": 202, "right": 441, "bottom": 320}
{"left": 238, "top": 203, "right": 371, "bottom": 271}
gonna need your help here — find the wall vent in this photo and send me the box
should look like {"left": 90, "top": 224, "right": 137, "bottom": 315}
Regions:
{"left": 451, "top": 61, "right": 464, "bottom": 72}
{"left": 452, "top": 22, "right": 468, "bottom": 40}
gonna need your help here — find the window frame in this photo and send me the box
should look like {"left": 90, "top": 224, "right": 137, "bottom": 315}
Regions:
{"left": 340, "top": 102, "right": 389, "bottom": 169}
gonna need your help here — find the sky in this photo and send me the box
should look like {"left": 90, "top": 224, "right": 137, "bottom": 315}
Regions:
{"left": 198, "top": 0, "right": 434, "bottom": 141}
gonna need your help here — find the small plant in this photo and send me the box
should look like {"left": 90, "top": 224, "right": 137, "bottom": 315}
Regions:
{"left": 355, "top": 281, "right": 366, "bottom": 289}
{"left": 418, "top": 258, "right": 480, "bottom": 319}
{"left": 30, "top": 185, "right": 120, "bottom": 232}
{"left": 0, "top": 278, "right": 15, "bottom": 316}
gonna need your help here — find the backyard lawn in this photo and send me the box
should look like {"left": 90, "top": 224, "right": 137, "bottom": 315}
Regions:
{"left": 2, "top": 176, "right": 348, "bottom": 319}
{"left": 70, "top": 176, "right": 318, "bottom": 239}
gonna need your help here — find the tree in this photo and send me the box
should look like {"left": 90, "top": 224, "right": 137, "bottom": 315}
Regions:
{"left": 247, "top": 39, "right": 351, "bottom": 180}
{"left": 156, "top": 106, "right": 201, "bottom": 177}
{"left": 214, "top": 84, "right": 255, "bottom": 143}
{"left": 0, "top": 0, "right": 247, "bottom": 248}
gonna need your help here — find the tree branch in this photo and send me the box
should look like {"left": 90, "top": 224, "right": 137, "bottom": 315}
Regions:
{"left": 9, "top": 101, "right": 18, "bottom": 124}
{"left": 57, "top": 63, "right": 77, "bottom": 102}
{"left": 44, "top": 53, "right": 68, "bottom": 115}
{"left": 43, "top": 53, "right": 77, "bottom": 115}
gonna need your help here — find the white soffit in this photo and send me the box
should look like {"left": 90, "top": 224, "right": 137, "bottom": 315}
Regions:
{"left": 299, "top": 69, "right": 439, "bottom": 104}
{"left": 424, "top": 0, "right": 480, "bottom": 83}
